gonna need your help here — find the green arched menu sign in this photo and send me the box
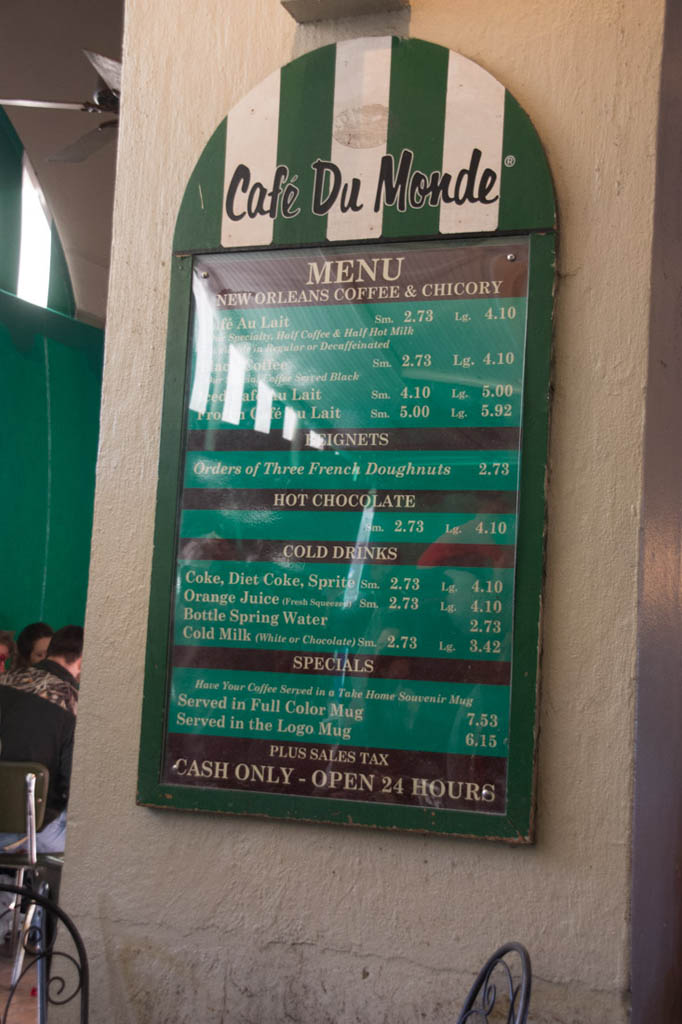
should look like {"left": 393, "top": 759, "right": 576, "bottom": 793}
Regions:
{"left": 138, "top": 36, "right": 555, "bottom": 841}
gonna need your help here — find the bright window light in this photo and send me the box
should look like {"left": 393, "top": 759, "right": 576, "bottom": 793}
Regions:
{"left": 17, "top": 157, "right": 52, "bottom": 308}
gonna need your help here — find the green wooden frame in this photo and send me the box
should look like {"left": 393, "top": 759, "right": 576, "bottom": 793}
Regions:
{"left": 138, "top": 36, "right": 556, "bottom": 841}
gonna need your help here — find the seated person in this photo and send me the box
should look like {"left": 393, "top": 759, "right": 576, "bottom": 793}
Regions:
{"left": 0, "top": 625, "right": 83, "bottom": 853}
{"left": 13, "top": 622, "right": 54, "bottom": 671}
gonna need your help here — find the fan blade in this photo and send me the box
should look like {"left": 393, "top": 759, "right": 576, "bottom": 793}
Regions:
{"left": 83, "top": 51, "right": 122, "bottom": 93}
{"left": 0, "top": 98, "right": 89, "bottom": 111}
{"left": 47, "top": 121, "right": 118, "bottom": 163}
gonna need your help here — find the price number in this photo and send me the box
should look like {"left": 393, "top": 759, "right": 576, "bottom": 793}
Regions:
{"left": 469, "top": 618, "right": 502, "bottom": 635}
{"left": 475, "top": 520, "right": 508, "bottom": 536}
{"left": 403, "top": 309, "right": 433, "bottom": 323}
{"left": 400, "top": 404, "right": 430, "bottom": 419}
{"left": 484, "top": 306, "right": 517, "bottom": 320}
{"left": 466, "top": 713, "right": 499, "bottom": 728}
{"left": 478, "top": 462, "right": 511, "bottom": 477}
{"left": 482, "top": 383, "right": 514, "bottom": 398}
{"left": 472, "top": 579, "right": 504, "bottom": 594}
{"left": 470, "top": 598, "right": 503, "bottom": 614}
{"left": 389, "top": 595, "right": 420, "bottom": 610}
{"left": 387, "top": 634, "right": 418, "bottom": 650}
{"left": 481, "top": 403, "right": 513, "bottom": 418}
{"left": 465, "top": 732, "right": 498, "bottom": 749}
{"left": 401, "top": 353, "right": 432, "bottom": 368}
{"left": 469, "top": 638, "right": 502, "bottom": 654}
{"left": 483, "top": 352, "right": 515, "bottom": 365}
{"left": 390, "top": 576, "right": 420, "bottom": 592}
{"left": 400, "top": 385, "right": 431, "bottom": 399}
{"left": 394, "top": 519, "right": 424, "bottom": 534}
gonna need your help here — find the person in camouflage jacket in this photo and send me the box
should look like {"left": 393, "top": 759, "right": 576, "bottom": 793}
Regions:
{"left": 0, "top": 626, "right": 83, "bottom": 852}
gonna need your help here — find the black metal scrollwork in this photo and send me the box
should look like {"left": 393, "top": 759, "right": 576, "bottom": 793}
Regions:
{"left": 0, "top": 882, "right": 89, "bottom": 1024}
{"left": 456, "top": 942, "right": 531, "bottom": 1024}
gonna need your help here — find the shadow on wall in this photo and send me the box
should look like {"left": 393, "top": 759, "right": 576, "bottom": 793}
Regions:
{"left": 291, "top": 5, "right": 411, "bottom": 59}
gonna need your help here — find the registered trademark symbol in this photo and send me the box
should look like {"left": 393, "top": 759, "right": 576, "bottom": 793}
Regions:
{"left": 504, "top": 155, "right": 516, "bottom": 168}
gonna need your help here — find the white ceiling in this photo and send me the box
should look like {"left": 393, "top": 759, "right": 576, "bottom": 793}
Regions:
{"left": 1, "top": 0, "right": 124, "bottom": 325}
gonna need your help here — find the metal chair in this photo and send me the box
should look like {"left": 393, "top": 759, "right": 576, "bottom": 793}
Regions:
{"left": 0, "top": 881, "right": 88, "bottom": 1024}
{"left": 456, "top": 942, "right": 532, "bottom": 1024}
{"left": 0, "top": 762, "right": 61, "bottom": 988}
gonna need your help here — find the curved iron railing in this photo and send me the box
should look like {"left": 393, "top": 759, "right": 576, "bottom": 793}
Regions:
{"left": 456, "top": 942, "right": 531, "bottom": 1024}
{"left": 0, "top": 882, "right": 88, "bottom": 1024}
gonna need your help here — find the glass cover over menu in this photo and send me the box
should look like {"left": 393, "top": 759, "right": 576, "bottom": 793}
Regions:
{"left": 162, "top": 237, "right": 530, "bottom": 822}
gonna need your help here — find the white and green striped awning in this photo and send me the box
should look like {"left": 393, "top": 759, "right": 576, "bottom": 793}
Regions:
{"left": 174, "top": 36, "right": 554, "bottom": 253}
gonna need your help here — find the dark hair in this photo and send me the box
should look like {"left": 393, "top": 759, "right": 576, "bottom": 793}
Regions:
{"left": 15, "top": 621, "right": 53, "bottom": 669}
{"left": 47, "top": 626, "right": 84, "bottom": 663}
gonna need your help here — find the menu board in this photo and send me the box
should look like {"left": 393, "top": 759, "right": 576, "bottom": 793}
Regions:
{"left": 157, "top": 237, "right": 536, "bottom": 831}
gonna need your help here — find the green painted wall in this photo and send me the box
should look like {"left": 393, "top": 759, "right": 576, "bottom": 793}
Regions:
{"left": 0, "top": 291, "right": 103, "bottom": 634}
{"left": 0, "top": 107, "right": 99, "bottom": 638}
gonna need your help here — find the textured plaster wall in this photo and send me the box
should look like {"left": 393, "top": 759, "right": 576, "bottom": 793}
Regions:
{"left": 62, "top": 1, "right": 664, "bottom": 1021}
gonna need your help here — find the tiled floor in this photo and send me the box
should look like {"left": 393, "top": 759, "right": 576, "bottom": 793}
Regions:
{"left": 0, "top": 951, "right": 38, "bottom": 1024}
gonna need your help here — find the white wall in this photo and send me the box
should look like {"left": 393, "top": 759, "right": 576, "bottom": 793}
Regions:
{"left": 63, "top": 1, "right": 665, "bottom": 1020}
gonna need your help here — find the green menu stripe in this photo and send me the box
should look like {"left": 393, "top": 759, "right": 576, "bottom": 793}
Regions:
{"left": 168, "top": 687, "right": 509, "bottom": 758}
{"left": 185, "top": 427, "right": 521, "bottom": 453}
{"left": 177, "top": 537, "right": 516, "bottom": 568}
{"left": 180, "top": 509, "right": 517, "bottom": 546}
{"left": 168, "top": 667, "right": 510, "bottom": 756}
{"left": 273, "top": 44, "right": 335, "bottom": 246}
{"left": 382, "top": 38, "right": 449, "bottom": 238}
{"left": 185, "top": 450, "right": 520, "bottom": 492}
{"left": 498, "top": 91, "right": 556, "bottom": 232}
{"left": 182, "top": 487, "right": 519, "bottom": 514}
{"left": 173, "top": 645, "right": 511, "bottom": 686}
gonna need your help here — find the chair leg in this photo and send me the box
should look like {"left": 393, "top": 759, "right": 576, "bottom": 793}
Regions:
{"left": 10, "top": 895, "right": 35, "bottom": 988}
{"left": 34, "top": 897, "right": 48, "bottom": 1024}
{"left": 7, "top": 866, "right": 25, "bottom": 958}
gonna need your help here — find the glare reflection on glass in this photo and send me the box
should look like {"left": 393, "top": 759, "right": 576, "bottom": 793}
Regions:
{"left": 344, "top": 503, "right": 374, "bottom": 608}
{"left": 189, "top": 271, "right": 215, "bottom": 414}
{"left": 222, "top": 344, "right": 247, "bottom": 424}
{"left": 306, "top": 430, "right": 325, "bottom": 450}
{"left": 282, "top": 406, "right": 298, "bottom": 441}
{"left": 17, "top": 160, "right": 51, "bottom": 309}
{"left": 254, "top": 381, "right": 274, "bottom": 434}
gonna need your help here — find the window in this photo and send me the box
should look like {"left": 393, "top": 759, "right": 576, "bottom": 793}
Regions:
{"left": 17, "top": 155, "right": 51, "bottom": 307}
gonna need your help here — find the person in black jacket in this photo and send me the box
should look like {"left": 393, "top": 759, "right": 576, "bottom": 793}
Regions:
{"left": 0, "top": 625, "right": 83, "bottom": 853}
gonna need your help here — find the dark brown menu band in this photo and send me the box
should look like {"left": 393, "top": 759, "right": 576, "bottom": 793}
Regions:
{"left": 163, "top": 733, "right": 508, "bottom": 814}
{"left": 173, "top": 644, "right": 511, "bottom": 685}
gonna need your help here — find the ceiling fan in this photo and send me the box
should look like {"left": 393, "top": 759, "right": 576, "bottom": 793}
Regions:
{"left": 0, "top": 50, "right": 121, "bottom": 163}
